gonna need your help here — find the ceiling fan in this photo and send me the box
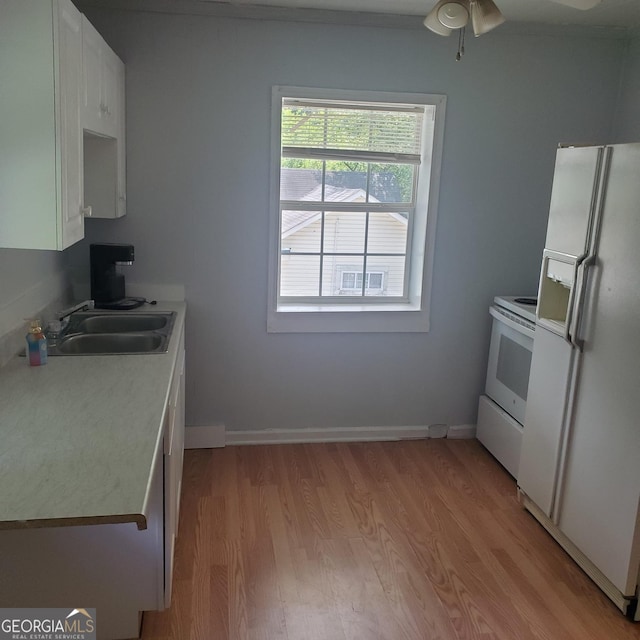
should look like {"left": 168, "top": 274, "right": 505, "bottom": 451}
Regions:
{"left": 424, "top": 0, "right": 602, "bottom": 58}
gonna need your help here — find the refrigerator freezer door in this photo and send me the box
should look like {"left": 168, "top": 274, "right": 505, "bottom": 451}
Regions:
{"left": 545, "top": 146, "right": 603, "bottom": 257}
{"left": 556, "top": 143, "right": 640, "bottom": 597}
{"left": 517, "top": 327, "right": 574, "bottom": 517}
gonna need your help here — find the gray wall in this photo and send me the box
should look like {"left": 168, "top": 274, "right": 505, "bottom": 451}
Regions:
{"left": 70, "top": 9, "right": 626, "bottom": 432}
{"left": 613, "top": 34, "right": 640, "bottom": 142}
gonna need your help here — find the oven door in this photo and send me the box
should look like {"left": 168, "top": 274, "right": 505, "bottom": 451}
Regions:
{"left": 485, "top": 306, "right": 535, "bottom": 425}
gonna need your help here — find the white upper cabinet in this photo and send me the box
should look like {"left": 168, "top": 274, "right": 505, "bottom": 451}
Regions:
{"left": 82, "top": 16, "right": 127, "bottom": 219}
{"left": 82, "top": 17, "right": 104, "bottom": 137}
{"left": 82, "top": 17, "right": 121, "bottom": 139}
{"left": 0, "top": 0, "right": 126, "bottom": 250}
{"left": 58, "top": 1, "right": 86, "bottom": 247}
{"left": 0, "top": 0, "right": 85, "bottom": 250}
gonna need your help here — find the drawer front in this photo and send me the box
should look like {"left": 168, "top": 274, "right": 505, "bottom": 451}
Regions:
{"left": 477, "top": 395, "right": 523, "bottom": 478}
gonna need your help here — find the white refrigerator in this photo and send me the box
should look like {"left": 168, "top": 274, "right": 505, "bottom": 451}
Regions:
{"left": 518, "top": 143, "right": 640, "bottom": 620}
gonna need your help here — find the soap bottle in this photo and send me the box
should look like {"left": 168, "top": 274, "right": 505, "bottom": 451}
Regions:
{"left": 45, "top": 320, "right": 63, "bottom": 349}
{"left": 26, "top": 320, "right": 48, "bottom": 366}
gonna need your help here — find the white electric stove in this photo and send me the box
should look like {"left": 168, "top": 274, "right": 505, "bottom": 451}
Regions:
{"left": 477, "top": 295, "right": 537, "bottom": 477}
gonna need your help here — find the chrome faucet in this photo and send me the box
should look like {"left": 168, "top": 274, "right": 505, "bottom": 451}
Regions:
{"left": 57, "top": 300, "right": 95, "bottom": 322}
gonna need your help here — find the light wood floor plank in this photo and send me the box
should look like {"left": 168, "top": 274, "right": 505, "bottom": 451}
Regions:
{"left": 142, "top": 440, "right": 640, "bottom": 640}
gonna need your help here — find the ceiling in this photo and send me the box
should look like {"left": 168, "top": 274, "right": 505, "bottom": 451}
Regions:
{"left": 205, "top": 0, "right": 640, "bottom": 28}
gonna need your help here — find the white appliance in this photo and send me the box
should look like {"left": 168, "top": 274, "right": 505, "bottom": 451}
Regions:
{"left": 518, "top": 143, "right": 640, "bottom": 621}
{"left": 477, "top": 296, "right": 536, "bottom": 476}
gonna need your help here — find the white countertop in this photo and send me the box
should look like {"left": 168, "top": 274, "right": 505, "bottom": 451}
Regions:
{"left": 0, "top": 301, "right": 186, "bottom": 531}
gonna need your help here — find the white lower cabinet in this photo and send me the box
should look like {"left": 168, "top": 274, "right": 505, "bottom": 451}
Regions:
{"left": 0, "top": 456, "right": 166, "bottom": 640}
{"left": 163, "top": 327, "right": 186, "bottom": 607}
{"left": 0, "top": 335, "right": 186, "bottom": 640}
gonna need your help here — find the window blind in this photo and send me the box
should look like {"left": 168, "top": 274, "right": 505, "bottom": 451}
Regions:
{"left": 281, "top": 99, "right": 425, "bottom": 163}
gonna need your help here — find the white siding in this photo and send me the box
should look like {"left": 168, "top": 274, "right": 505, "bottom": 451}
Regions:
{"left": 281, "top": 213, "right": 407, "bottom": 297}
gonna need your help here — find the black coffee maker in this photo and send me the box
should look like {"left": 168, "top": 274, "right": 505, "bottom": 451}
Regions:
{"left": 90, "top": 243, "right": 144, "bottom": 310}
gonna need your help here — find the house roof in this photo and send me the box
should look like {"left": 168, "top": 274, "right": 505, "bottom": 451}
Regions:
{"left": 280, "top": 168, "right": 405, "bottom": 237}
{"left": 280, "top": 168, "right": 403, "bottom": 202}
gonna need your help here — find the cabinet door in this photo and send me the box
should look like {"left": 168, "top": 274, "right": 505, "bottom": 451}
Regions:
{"left": 81, "top": 17, "right": 126, "bottom": 219}
{"left": 101, "top": 46, "right": 120, "bottom": 139}
{"left": 163, "top": 329, "right": 186, "bottom": 608}
{"left": 116, "top": 56, "right": 127, "bottom": 217}
{"left": 0, "top": 0, "right": 84, "bottom": 250}
{"left": 81, "top": 16, "right": 119, "bottom": 139}
{"left": 81, "top": 15, "right": 103, "bottom": 136}
{"left": 56, "top": 0, "right": 84, "bottom": 249}
{"left": 173, "top": 348, "right": 186, "bottom": 532}
{"left": 0, "top": 1, "right": 57, "bottom": 249}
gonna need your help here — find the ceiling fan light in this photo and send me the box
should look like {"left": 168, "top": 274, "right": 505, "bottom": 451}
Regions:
{"left": 470, "top": 0, "right": 506, "bottom": 37}
{"left": 423, "top": 3, "right": 454, "bottom": 37}
{"left": 437, "top": 2, "right": 470, "bottom": 29}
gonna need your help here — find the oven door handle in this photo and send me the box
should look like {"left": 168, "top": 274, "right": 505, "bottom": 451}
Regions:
{"left": 489, "top": 306, "right": 535, "bottom": 340}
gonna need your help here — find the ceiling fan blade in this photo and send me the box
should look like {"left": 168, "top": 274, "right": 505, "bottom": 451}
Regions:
{"left": 547, "top": 0, "right": 602, "bottom": 9}
{"left": 470, "top": 0, "right": 505, "bottom": 37}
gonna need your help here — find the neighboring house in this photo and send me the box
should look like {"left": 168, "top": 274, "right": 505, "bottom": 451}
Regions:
{"left": 280, "top": 168, "right": 408, "bottom": 297}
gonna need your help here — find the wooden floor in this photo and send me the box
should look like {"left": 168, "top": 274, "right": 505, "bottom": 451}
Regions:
{"left": 142, "top": 440, "right": 640, "bottom": 640}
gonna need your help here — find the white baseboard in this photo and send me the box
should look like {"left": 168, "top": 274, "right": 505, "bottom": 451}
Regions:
{"left": 184, "top": 425, "right": 225, "bottom": 449}
{"left": 447, "top": 423, "right": 477, "bottom": 439}
{"left": 185, "top": 423, "right": 477, "bottom": 448}
{"left": 226, "top": 425, "right": 430, "bottom": 446}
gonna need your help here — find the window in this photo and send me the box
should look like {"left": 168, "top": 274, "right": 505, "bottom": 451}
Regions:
{"left": 339, "top": 270, "right": 385, "bottom": 295}
{"left": 268, "top": 87, "right": 446, "bottom": 333}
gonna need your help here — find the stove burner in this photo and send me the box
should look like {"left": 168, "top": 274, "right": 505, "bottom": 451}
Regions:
{"left": 514, "top": 297, "right": 537, "bottom": 305}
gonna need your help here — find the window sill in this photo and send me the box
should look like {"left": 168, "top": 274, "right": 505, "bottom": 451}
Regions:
{"left": 267, "top": 301, "right": 430, "bottom": 333}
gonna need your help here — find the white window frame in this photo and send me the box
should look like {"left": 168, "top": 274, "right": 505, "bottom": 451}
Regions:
{"left": 267, "top": 86, "right": 446, "bottom": 333}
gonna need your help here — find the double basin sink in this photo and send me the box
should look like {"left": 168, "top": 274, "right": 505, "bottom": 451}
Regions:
{"left": 50, "top": 311, "right": 176, "bottom": 356}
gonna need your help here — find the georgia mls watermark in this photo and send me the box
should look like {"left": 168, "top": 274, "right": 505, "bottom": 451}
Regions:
{"left": 0, "top": 608, "right": 96, "bottom": 640}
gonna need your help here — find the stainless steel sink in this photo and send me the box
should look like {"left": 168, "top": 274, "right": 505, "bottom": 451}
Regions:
{"left": 45, "top": 310, "right": 176, "bottom": 356}
{"left": 57, "top": 333, "right": 166, "bottom": 355}
{"left": 66, "top": 312, "right": 174, "bottom": 334}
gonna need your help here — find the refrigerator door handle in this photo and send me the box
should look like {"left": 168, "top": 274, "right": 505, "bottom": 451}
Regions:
{"left": 563, "top": 257, "right": 584, "bottom": 348}
{"left": 566, "top": 146, "right": 612, "bottom": 351}
{"left": 567, "top": 256, "right": 596, "bottom": 350}
{"left": 565, "top": 257, "right": 588, "bottom": 350}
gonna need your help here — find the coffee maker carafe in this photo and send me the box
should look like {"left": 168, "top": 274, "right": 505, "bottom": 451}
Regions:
{"left": 90, "top": 243, "right": 144, "bottom": 310}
